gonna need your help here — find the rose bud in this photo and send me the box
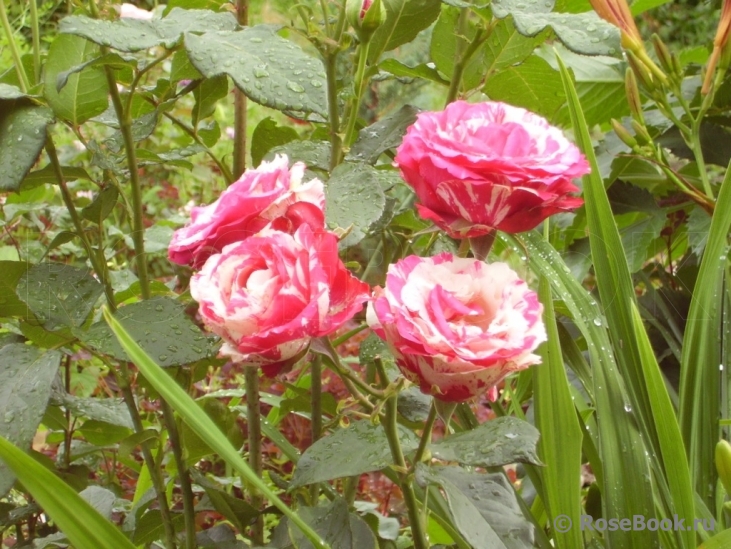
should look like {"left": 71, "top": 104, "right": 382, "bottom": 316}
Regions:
{"left": 346, "top": 0, "right": 386, "bottom": 43}
{"left": 367, "top": 254, "right": 546, "bottom": 402}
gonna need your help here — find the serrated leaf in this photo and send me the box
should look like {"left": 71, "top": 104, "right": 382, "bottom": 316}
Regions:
{"left": 170, "top": 49, "right": 203, "bottom": 82}
{"left": 484, "top": 17, "right": 547, "bottom": 78}
{"left": 80, "top": 297, "right": 217, "bottom": 367}
{"left": 416, "top": 464, "right": 533, "bottom": 549}
{"left": 288, "top": 498, "right": 377, "bottom": 549}
{"left": 44, "top": 34, "right": 109, "bottom": 126}
{"left": 0, "top": 102, "right": 53, "bottom": 193}
{"left": 193, "top": 75, "right": 228, "bottom": 127}
{"left": 687, "top": 206, "right": 711, "bottom": 257}
{"left": 620, "top": 213, "right": 666, "bottom": 273}
{"left": 0, "top": 344, "right": 61, "bottom": 497}
{"left": 251, "top": 117, "right": 299, "bottom": 167}
{"left": 56, "top": 53, "right": 136, "bottom": 93}
{"left": 347, "top": 105, "right": 419, "bottom": 164}
{"left": 59, "top": 8, "right": 237, "bottom": 52}
{"left": 430, "top": 416, "right": 542, "bottom": 467}
{"left": 483, "top": 55, "right": 565, "bottom": 120}
{"left": 266, "top": 140, "right": 331, "bottom": 171}
{"left": 0, "top": 261, "right": 31, "bottom": 319}
{"left": 185, "top": 25, "right": 327, "bottom": 116}
{"left": 80, "top": 186, "right": 119, "bottom": 224}
{"left": 378, "top": 58, "right": 449, "bottom": 84}
{"left": 491, "top": 0, "right": 620, "bottom": 56}
{"left": 325, "top": 163, "right": 387, "bottom": 248}
{"left": 368, "top": 0, "right": 442, "bottom": 62}
{"left": 58, "top": 394, "right": 133, "bottom": 429}
{"left": 17, "top": 263, "right": 103, "bottom": 331}
{"left": 191, "top": 471, "right": 258, "bottom": 533}
{"left": 290, "top": 420, "right": 418, "bottom": 488}
{"left": 21, "top": 166, "right": 92, "bottom": 191}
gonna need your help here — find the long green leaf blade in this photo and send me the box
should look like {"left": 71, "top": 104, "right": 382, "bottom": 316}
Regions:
{"left": 103, "top": 307, "right": 332, "bottom": 549}
{"left": 0, "top": 436, "right": 136, "bottom": 549}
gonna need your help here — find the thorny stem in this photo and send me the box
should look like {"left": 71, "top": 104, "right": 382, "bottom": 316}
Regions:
{"left": 412, "top": 404, "right": 438, "bottom": 467}
{"left": 444, "top": 16, "right": 488, "bottom": 106}
{"left": 161, "top": 402, "right": 197, "bottom": 549}
{"left": 309, "top": 355, "right": 323, "bottom": 503}
{"left": 320, "top": 337, "right": 384, "bottom": 399}
{"left": 343, "top": 41, "right": 371, "bottom": 148}
{"left": 374, "top": 359, "right": 429, "bottom": 549}
{"left": 244, "top": 367, "right": 264, "bottom": 545}
{"left": 28, "top": 0, "right": 41, "bottom": 84}
{"left": 233, "top": 0, "right": 249, "bottom": 178}
{"left": 325, "top": 53, "right": 343, "bottom": 170}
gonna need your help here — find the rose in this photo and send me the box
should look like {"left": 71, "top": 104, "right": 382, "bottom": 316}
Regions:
{"left": 367, "top": 253, "right": 546, "bottom": 402}
{"left": 190, "top": 224, "right": 370, "bottom": 375}
{"left": 168, "top": 154, "right": 325, "bottom": 268}
{"left": 394, "top": 101, "right": 590, "bottom": 238}
{"left": 119, "top": 3, "right": 154, "bottom": 19}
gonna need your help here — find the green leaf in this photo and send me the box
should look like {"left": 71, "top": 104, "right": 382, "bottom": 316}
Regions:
{"left": 80, "top": 297, "right": 216, "bottom": 368}
{"left": 630, "top": 0, "right": 672, "bottom": 15}
{"left": 430, "top": 5, "right": 486, "bottom": 91}
{"left": 0, "top": 102, "right": 53, "bottom": 193}
{"left": 483, "top": 55, "right": 565, "bottom": 120}
{"left": 251, "top": 117, "right": 299, "bottom": 168}
{"left": 0, "top": 344, "right": 61, "bottom": 497}
{"left": 80, "top": 185, "right": 119, "bottom": 224}
{"left": 0, "top": 261, "right": 31, "bottom": 319}
{"left": 55, "top": 53, "right": 136, "bottom": 94}
{"left": 430, "top": 416, "right": 542, "bottom": 467}
{"left": 21, "top": 165, "right": 92, "bottom": 191}
{"left": 620, "top": 212, "right": 666, "bottom": 273}
{"left": 44, "top": 34, "right": 109, "bottom": 126}
{"left": 78, "top": 419, "right": 132, "bottom": 446}
{"left": 132, "top": 509, "right": 185, "bottom": 545}
{"left": 170, "top": 49, "right": 203, "bottom": 82}
{"left": 416, "top": 464, "right": 533, "bottom": 549}
{"left": 290, "top": 420, "right": 418, "bottom": 489}
{"left": 378, "top": 58, "right": 449, "bottom": 85}
{"left": 687, "top": 206, "right": 711, "bottom": 257}
{"left": 192, "top": 75, "right": 228, "bottom": 127}
{"left": 534, "top": 277, "right": 584, "bottom": 549}
{"left": 368, "top": 0, "right": 442, "bottom": 62}
{"left": 184, "top": 25, "right": 328, "bottom": 116}
{"left": 102, "top": 307, "right": 332, "bottom": 549}
{"left": 325, "top": 162, "right": 387, "bottom": 248}
{"left": 679, "top": 160, "right": 731, "bottom": 510}
{"left": 0, "top": 436, "right": 136, "bottom": 549}
{"left": 288, "top": 498, "right": 377, "bottom": 549}
{"left": 59, "top": 8, "right": 237, "bottom": 52}
{"left": 491, "top": 0, "right": 620, "bottom": 56}
{"left": 266, "top": 140, "right": 331, "bottom": 171}
{"left": 483, "top": 17, "right": 547, "bottom": 78}
{"left": 191, "top": 470, "right": 259, "bottom": 533}
{"left": 17, "top": 263, "right": 103, "bottom": 331}
{"left": 347, "top": 105, "right": 419, "bottom": 165}
{"left": 0, "top": 83, "right": 27, "bottom": 100}
{"left": 57, "top": 395, "right": 133, "bottom": 429}
{"left": 180, "top": 398, "right": 244, "bottom": 464}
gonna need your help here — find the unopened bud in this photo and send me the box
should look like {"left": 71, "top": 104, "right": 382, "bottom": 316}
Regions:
{"left": 631, "top": 119, "right": 652, "bottom": 145}
{"left": 624, "top": 68, "right": 644, "bottom": 124}
{"left": 346, "top": 0, "right": 386, "bottom": 43}
{"left": 703, "top": 0, "right": 731, "bottom": 94}
{"left": 716, "top": 440, "right": 731, "bottom": 496}
{"left": 611, "top": 119, "right": 637, "bottom": 148}
{"left": 651, "top": 34, "right": 674, "bottom": 76}
{"left": 626, "top": 50, "right": 655, "bottom": 91}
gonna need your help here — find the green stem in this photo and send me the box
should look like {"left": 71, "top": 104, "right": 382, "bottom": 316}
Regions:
{"left": 46, "top": 135, "right": 117, "bottom": 310}
{"left": 320, "top": 337, "right": 384, "bottom": 399}
{"left": 309, "top": 355, "right": 323, "bottom": 503}
{"left": 161, "top": 402, "right": 196, "bottom": 549}
{"left": 331, "top": 324, "right": 367, "bottom": 347}
{"left": 0, "top": 0, "right": 30, "bottom": 92}
{"left": 325, "top": 52, "right": 343, "bottom": 170}
{"left": 343, "top": 41, "right": 370, "bottom": 147}
{"left": 319, "top": 0, "right": 331, "bottom": 37}
{"left": 244, "top": 367, "right": 264, "bottom": 545}
{"left": 374, "top": 360, "right": 429, "bottom": 549}
{"left": 444, "top": 20, "right": 487, "bottom": 106}
{"left": 28, "top": 0, "right": 41, "bottom": 84}
{"left": 412, "top": 404, "right": 437, "bottom": 466}
{"left": 690, "top": 108, "right": 715, "bottom": 200}
{"left": 117, "top": 363, "right": 177, "bottom": 549}
{"left": 104, "top": 67, "right": 151, "bottom": 298}
{"left": 233, "top": 0, "right": 249, "bottom": 178}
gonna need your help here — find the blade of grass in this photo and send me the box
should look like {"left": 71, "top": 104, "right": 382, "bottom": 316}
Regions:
{"left": 556, "top": 51, "right": 695, "bottom": 548}
{"left": 103, "top": 306, "right": 332, "bottom": 549}
{"left": 679, "top": 159, "right": 731, "bottom": 511}
{"left": 534, "top": 277, "right": 583, "bottom": 549}
{"left": 0, "top": 436, "right": 136, "bottom": 549}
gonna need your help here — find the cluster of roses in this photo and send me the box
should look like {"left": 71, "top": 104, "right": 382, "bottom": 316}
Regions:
{"left": 168, "top": 101, "right": 590, "bottom": 402}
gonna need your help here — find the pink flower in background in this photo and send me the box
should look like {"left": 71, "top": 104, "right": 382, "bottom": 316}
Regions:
{"left": 168, "top": 155, "right": 325, "bottom": 268}
{"left": 119, "top": 3, "right": 153, "bottom": 19}
{"left": 367, "top": 254, "right": 546, "bottom": 402}
{"left": 395, "top": 101, "right": 589, "bottom": 238}
{"left": 191, "top": 224, "right": 370, "bottom": 375}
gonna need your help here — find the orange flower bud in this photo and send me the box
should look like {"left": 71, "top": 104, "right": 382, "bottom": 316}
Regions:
{"left": 703, "top": 0, "right": 731, "bottom": 95}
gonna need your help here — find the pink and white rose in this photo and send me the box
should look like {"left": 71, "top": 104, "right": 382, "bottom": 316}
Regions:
{"left": 367, "top": 254, "right": 546, "bottom": 402}
{"left": 168, "top": 155, "right": 325, "bottom": 268}
{"left": 395, "top": 101, "right": 590, "bottom": 238}
{"left": 191, "top": 224, "right": 370, "bottom": 375}
{"left": 119, "top": 3, "right": 154, "bottom": 19}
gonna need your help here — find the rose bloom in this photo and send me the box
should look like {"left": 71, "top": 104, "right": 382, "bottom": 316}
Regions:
{"left": 119, "top": 3, "right": 154, "bottom": 19}
{"left": 395, "top": 101, "right": 590, "bottom": 238}
{"left": 367, "top": 254, "right": 546, "bottom": 402}
{"left": 191, "top": 224, "right": 370, "bottom": 375}
{"left": 169, "top": 154, "right": 325, "bottom": 268}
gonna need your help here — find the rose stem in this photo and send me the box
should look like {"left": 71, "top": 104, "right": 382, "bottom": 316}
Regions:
{"left": 324, "top": 1, "right": 347, "bottom": 170}
{"left": 245, "top": 367, "right": 265, "bottom": 545}
{"left": 233, "top": 0, "right": 249, "bottom": 178}
{"left": 444, "top": 14, "right": 489, "bottom": 106}
{"left": 374, "top": 358, "right": 429, "bottom": 549}
{"left": 310, "top": 354, "right": 323, "bottom": 503}
{"left": 412, "top": 404, "right": 438, "bottom": 466}
{"left": 342, "top": 40, "right": 371, "bottom": 147}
